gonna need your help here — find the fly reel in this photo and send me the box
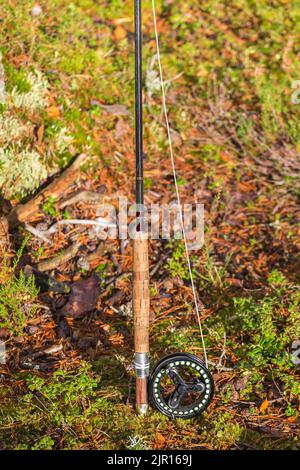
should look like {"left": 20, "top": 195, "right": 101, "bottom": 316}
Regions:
{"left": 149, "top": 353, "right": 214, "bottom": 419}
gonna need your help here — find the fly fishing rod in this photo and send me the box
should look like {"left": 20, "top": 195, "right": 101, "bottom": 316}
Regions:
{"left": 133, "top": 0, "right": 150, "bottom": 415}
{"left": 133, "top": 0, "right": 214, "bottom": 418}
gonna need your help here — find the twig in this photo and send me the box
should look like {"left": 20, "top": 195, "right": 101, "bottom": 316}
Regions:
{"left": 207, "top": 359, "right": 233, "bottom": 372}
{"left": 37, "top": 242, "right": 81, "bottom": 272}
{"left": 0, "top": 216, "right": 9, "bottom": 255}
{"left": 85, "top": 242, "right": 107, "bottom": 263}
{"left": 150, "top": 253, "right": 168, "bottom": 277}
{"left": 25, "top": 218, "right": 116, "bottom": 244}
{"left": 59, "top": 190, "right": 106, "bottom": 209}
{"left": 46, "top": 218, "right": 116, "bottom": 235}
{"left": 217, "top": 331, "right": 227, "bottom": 368}
{"left": 24, "top": 223, "right": 52, "bottom": 243}
{"left": 7, "top": 153, "right": 88, "bottom": 229}
{"left": 30, "top": 343, "right": 63, "bottom": 359}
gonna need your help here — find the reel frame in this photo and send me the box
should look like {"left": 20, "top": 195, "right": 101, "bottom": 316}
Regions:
{"left": 148, "top": 352, "right": 214, "bottom": 419}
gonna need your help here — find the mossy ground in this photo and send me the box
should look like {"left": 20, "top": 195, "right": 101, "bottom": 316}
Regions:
{"left": 0, "top": 0, "right": 299, "bottom": 450}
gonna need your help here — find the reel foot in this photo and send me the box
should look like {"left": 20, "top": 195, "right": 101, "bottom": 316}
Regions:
{"left": 149, "top": 353, "right": 214, "bottom": 419}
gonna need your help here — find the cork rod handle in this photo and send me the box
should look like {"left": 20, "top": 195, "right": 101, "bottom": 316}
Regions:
{"left": 133, "top": 237, "right": 150, "bottom": 353}
{"left": 133, "top": 237, "right": 150, "bottom": 413}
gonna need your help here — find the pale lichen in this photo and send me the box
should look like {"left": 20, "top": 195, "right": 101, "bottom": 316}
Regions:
{"left": 0, "top": 113, "right": 26, "bottom": 144}
{"left": 54, "top": 126, "right": 74, "bottom": 153}
{"left": 0, "top": 148, "right": 47, "bottom": 198}
{"left": 0, "top": 64, "right": 49, "bottom": 198}
{"left": 0, "top": 51, "right": 6, "bottom": 104}
{"left": 146, "top": 54, "right": 161, "bottom": 97}
{"left": 10, "top": 71, "right": 48, "bottom": 111}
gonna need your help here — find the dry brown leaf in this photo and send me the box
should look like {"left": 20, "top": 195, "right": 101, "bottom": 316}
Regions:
{"left": 47, "top": 105, "right": 60, "bottom": 119}
{"left": 115, "top": 118, "right": 129, "bottom": 138}
{"left": 94, "top": 102, "right": 129, "bottom": 116}
{"left": 109, "top": 333, "right": 124, "bottom": 345}
{"left": 37, "top": 124, "right": 44, "bottom": 145}
{"left": 59, "top": 276, "right": 101, "bottom": 318}
{"left": 259, "top": 399, "right": 269, "bottom": 413}
{"left": 155, "top": 432, "right": 166, "bottom": 445}
{"left": 114, "top": 25, "right": 127, "bottom": 41}
{"left": 226, "top": 277, "right": 243, "bottom": 287}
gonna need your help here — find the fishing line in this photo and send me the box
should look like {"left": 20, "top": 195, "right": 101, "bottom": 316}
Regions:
{"left": 151, "top": 0, "right": 208, "bottom": 368}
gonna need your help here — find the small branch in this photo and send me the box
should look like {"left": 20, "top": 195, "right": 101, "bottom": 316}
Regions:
{"left": 217, "top": 331, "right": 227, "bottom": 368}
{"left": 59, "top": 190, "right": 106, "bottom": 209}
{"left": 0, "top": 216, "right": 9, "bottom": 255}
{"left": 30, "top": 343, "right": 63, "bottom": 359}
{"left": 37, "top": 242, "right": 81, "bottom": 272}
{"left": 25, "top": 218, "right": 116, "bottom": 244}
{"left": 207, "top": 360, "right": 233, "bottom": 372}
{"left": 7, "top": 153, "right": 88, "bottom": 229}
{"left": 46, "top": 218, "right": 116, "bottom": 235}
{"left": 150, "top": 253, "right": 168, "bottom": 277}
{"left": 24, "top": 223, "right": 52, "bottom": 244}
{"left": 85, "top": 242, "right": 107, "bottom": 263}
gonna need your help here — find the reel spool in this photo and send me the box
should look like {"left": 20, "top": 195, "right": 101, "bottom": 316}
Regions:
{"left": 149, "top": 353, "right": 214, "bottom": 419}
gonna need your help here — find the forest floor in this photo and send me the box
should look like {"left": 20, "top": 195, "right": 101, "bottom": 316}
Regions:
{"left": 0, "top": 0, "right": 300, "bottom": 450}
